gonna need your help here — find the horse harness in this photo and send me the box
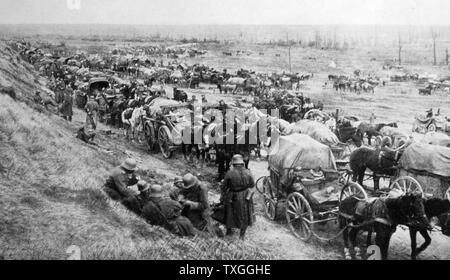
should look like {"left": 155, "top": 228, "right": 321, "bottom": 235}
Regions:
{"left": 356, "top": 197, "right": 393, "bottom": 226}
{"left": 378, "top": 150, "right": 400, "bottom": 168}
{"left": 340, "top": 197, "right": 392, "bottom": 227}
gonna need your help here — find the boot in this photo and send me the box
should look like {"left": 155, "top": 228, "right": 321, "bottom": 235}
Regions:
{"left": 239, "top": 228, "right": 247, "bottom": 240}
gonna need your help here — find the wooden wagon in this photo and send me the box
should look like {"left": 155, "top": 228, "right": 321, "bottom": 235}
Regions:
{"left": 256, "top": 134, "right": 368, "bottom": 241}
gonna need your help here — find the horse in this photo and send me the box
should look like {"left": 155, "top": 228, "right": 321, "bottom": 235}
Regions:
{"left": 121, "top": 106, "right": 147, "bottom": 142}
{"left": 328, "top": 74, "right": 338, "bottom": 81}
{"left": 379, "top": 126, "right": 409, "bottom": 148}
{"left": 221, "top": 84, "right": 237, "bottom": 95}
{"left": 335, "top": 123, "right": 364, "bottom": 147}
{"left": 349, "top": 146, "right": 406, "bottom": 191}
{"left": 109, "top": 98, "right": 127, "bottom": 127}
{"left": 339, "top": 193, "right": 429, "bottom": 260}
{"left": 361, "top": 82, "right": 375, "bottom": 94}
{"left": 358, "top": 122, "right": 398, "bottom": 146}
{"left": 189, "top": 76, "right": 201, "bottom": 89}
{"left": 408, "top": 197, "right": 450, "bottom": 259}
{"left": 173, "top": 88, "right": 188, "bottom": 102}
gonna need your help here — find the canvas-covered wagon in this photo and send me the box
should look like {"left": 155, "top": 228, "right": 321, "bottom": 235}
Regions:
{"left": 256, "top": 134, "right": 367, "bottom": 241}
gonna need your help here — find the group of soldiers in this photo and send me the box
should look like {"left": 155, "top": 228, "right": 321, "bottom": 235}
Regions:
{"left": 103, "top": 154, "right": 255, "bottom": 239}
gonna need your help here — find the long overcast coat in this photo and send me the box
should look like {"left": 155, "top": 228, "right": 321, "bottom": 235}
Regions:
{"left": 223, "top": 166, "right": 255, "bottom": 229}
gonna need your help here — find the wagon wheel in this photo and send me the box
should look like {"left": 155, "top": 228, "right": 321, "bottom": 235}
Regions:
{"left": 158, "top": 126, "right": 173, "bottom": 159}
{"left": 388, "top": 176, "right": 424, "bottom": 198}
{"left": 428, "top": 123, "right": 437, "bottom": 132}
{"left": 338, "top": 170, "right": 352, "bottom": 186}
{"left": 264, "top": 196, "right": 277, "bottom": 221}
{"left": 257, "top": 176, "right": 277, "bottom": 220}
{"left": 256, "top": 176, "right": 271, "bottom": 194}
{"left": 144, "top": 123, "right": 156, "bottom": 151}
{"left": 340, "top": 182, "right": 368, "bottom": 202}
{"left": 285, "top": 192, "right": 313, "bottom": 241}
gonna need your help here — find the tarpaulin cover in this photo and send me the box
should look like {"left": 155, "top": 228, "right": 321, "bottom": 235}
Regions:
{"left": 291, "top": 120, "right": 339, "bottom": 146}
{"left": 76, "top": 68, "right": 90, "bottom": 76}
{"left": 269, "top": 134, "right": 337, "bottom": 186}
{"left": 399, "top": 143, "right": 450, "bottom": 177}
{"left": 148, "top": 97, "right": 180, "bottom": 116}
{"left": 170, "top": 70, "right": 184, "bottom": 79}
{"left": 380, "top": 126, "right": 408, "bottom": 139}
{"left": 227, "top": 77, "right": 246, "bottom": 85}
{"left": 110, "top": 76, "right": 130, "bottom": 86}
{"left": 420, "top": 132, "right": 450, "bottom": 147}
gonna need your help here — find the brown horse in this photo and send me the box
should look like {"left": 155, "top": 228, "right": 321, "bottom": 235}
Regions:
{"left": 349, "top": 146, "right": 405, "bottom": 191}
{"left": 408, "top": 198, "right": 450, "bottom": 259}
{"left": 339, "top": 193, "right": 429, "bottom": 260}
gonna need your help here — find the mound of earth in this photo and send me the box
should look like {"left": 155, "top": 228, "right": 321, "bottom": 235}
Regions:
{"left": 0, "top": 41, "right": 272, "bottom": 260}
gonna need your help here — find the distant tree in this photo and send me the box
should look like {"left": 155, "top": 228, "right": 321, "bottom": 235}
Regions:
{"left": 398, "top": 33, "right": 403, "bottom": 65}
{"left": 314, "top": 30, "right": 322, "bottom": 49}
{"left": 446, "top": 48, "right": 449, "bottom": 66}
{"left": 431, "top": 28, "right": 439, "bottom": 66}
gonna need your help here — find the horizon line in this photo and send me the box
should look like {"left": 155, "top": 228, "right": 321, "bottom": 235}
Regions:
{"left": 2, "top": 23, "right": 450, "bottom": 27}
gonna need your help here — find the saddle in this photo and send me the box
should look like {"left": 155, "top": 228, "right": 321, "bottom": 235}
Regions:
{"left": 355, "top": 198, "right": 392, "bottom": 226}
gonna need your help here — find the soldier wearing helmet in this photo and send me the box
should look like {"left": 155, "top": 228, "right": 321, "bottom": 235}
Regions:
{"left": 222, "top": 154, "right": 255, "bottom": 240}
{"left": 103, "top": 158, "right": 141, "bottom": 214}
{"left": 173, "top": 173, "right": 212, "bottom": 233}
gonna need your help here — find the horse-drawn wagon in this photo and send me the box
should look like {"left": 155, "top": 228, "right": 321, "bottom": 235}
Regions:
{"left": 400, "top": 143, "right": 450, "bottom": 193}
{"left": 256, "top": 135, "right": 436, "bottom": 259}
{"left": 348, "top": 142, "right": 450, "bottom": 242}
{"left": 384, "top": 143, "right": 450, "bottom": 220}
{"left": 351, "top": 142, "right": 450, "bottom": 202}
{"left": 142, "top": 99, "right": 222, "bottom": 159}
{"left": 256, "top": 134, "right": 367, "bottom": 241}
{"left": 142, "top": 99, "right": 188, "bottom": 158}
{"left": 412, "top": 113, "right": 450, "bottom": 134}
{"left": 88, "top": 77, "right": 110, "bottom": 96}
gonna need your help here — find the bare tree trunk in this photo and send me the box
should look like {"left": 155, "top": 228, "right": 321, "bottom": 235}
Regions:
{"left": 431, "top": 28, "right": 438, "bottom": 66}
{"left": 398, "top": 33, "right": 402, "bottom": 65}
{"left": 446, "top": 48, "right": 449, "bottom": 66}
{"left": 433, "top": 39, "right": 437, "bottom": 65}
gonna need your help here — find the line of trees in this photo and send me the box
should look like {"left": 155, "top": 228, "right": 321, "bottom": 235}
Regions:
{"left": 397, "top": 28, "right": 449, "bottom": 66}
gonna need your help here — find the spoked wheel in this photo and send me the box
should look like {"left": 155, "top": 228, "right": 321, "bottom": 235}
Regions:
{"left": 340, "top": 182, "right": 368, "bottom": 202}
{"left": 256, "top": 176, "right": 277, "bottom": 220}
{"left": 338, "top": 170, "right": 352, "bottom": 186}
{"left": 285, "top": 193, "right": 313, "bottom": 241}
{"left": 256, "top": 176, "right": 271, "bottom": 194}
{"left": 428, "top": 123, "right": 437, "bottom": 132}
{"left": 264, "top": 197, "right": 277, "bottom": 221}
{"left": 144, "top": 124, "right": 156, "bottom": 151}
{"left": 158, "top": 126, "right": 173, "bottom": 159}
{"left": 388, "top": 176, "right": 424, "bottom": 198}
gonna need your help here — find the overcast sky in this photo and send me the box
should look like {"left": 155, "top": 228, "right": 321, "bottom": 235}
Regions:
{"left": 1, "top": 0, "right": 450, "bottom": 25}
